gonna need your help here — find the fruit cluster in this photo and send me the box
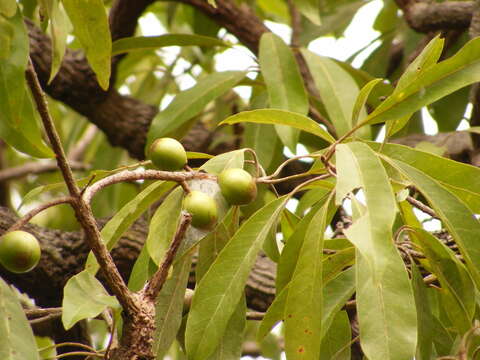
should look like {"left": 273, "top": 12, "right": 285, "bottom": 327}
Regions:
{"left": 149, "top": 138, "right": 257, "bottom": 229}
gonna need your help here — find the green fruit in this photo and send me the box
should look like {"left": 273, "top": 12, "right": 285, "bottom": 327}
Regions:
{"left": 218, "top": 168, "right": 257, "bottom": 205}
{"left": 184, "top": 191, "right": 218, "bottom": 229}
{"left": 149, "top": 137, "right": 187, "bottom": 171}
{"left": 0, "top": 230, "right": 41, "bottom": 273}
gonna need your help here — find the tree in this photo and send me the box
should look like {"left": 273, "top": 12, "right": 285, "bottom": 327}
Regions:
{"left": 1, "top": 0, "right": 480, "bottom": 359}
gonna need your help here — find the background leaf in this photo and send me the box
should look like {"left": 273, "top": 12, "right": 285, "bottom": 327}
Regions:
{"left": 62, "top": 0, "right": 111, "bottom": 90}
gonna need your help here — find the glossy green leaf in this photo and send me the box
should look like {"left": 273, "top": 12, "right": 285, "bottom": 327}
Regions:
{"left": 276, "top": 201, "right": 327, "bottom": 293}
{"left": 185, "top": 196, "right": 287, "bottom": 360}
{"left": 302, "top": 50, "right": 360, "bottom": 136}
{"left": 199, "top": 149, "right": 245, "bottom": 175}
{"left": 85, "top": 181, "right": 175, "bottom": 274}
{"left": 206, "top": 297, "right": 246, "bottom": 360}
{"left": 128, "top": 244, "right": 157, "bottom": 291}
{"left": 321, "top": 267, "right": 355, "bottom": 338}
{"left": 259, "top": 33, "right": 308, "bottom": 151}
{"left": 257, "top": 286, "right": 288, "bottom": 342}
{"left": 146, "top": 187, "right": 184, "bottom": 266}
{"left": 0, "top": 278, "right": 39, "bottom": 360}
{"left": 62, "top": 0, "right": 111, "bottom": 90}
{"left": 154, "top": 255, "right": 192, "bottom": 358}
{"left": 112, "top": 34, "right": 228, "bottom": 55}
{"left": 384, "top": 158, "right": 480, "bottom": 288}
{"left": 368, "top": 141, "right": 480, "bottom": 212}
{"left": 361, "top": 37, "right": 480, "bottom": 128}
{"left": 387, "top": 36, "right": 444, "bottom": 136}
{"left": 351, "top": 78, "right": 382, "bottom": 126}
{"left": 320, "top": 311, "right": 351, "bottom": 360}
{"left": 220, "top": 109, "right": 335, "bottom": 144}
{"left": 284, "top": 197, "right": 331, "bottom": 359}
{"left": 336, "top": 142, "right": 417, "bottom": 360}
{"left": 39, "top": 0, "right": 67, "bottom": 82}
{"left": 410, "top": 262, "right": 435, "bottom": 360}
{"left": 0, "top": 10, "right": 53, "bottom": 158}
{"left": 410, "top": 227, "right": 474, "bottom": 334}
{"left": 147, "top": 71, "right": 246, "bottom": 147}
{"left": 62, "top": 271, "right": 119, "bottom": 330}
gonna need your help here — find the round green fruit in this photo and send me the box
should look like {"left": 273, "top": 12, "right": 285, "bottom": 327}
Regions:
{"left": 218, "top": 168, "right": 257, "bottom": 205}
{"left": 149, "top": 137, "right": 187, "bottom": 171}
{"left": 0, "top": 230, "right": 41, "bottom": 273}
{"left": 184, "top": 191, "right": 218, "bottom": 229}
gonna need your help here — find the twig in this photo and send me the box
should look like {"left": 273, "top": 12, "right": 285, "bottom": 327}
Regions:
{"left": 0, "top": 161, "right": 88, "bottom": 182}
{"left": 143, "top": 213, "right": 192, "bottom": 301}
{"left": 246, "top": 311, "right": 265, "bottom": 320}
{"left": 265, "top": 154, "right": 322, "bottom": 181}
{"left": 406, "top": 195, "right": 438, "bottom": 219}
{"left": 257, "top": 172, "right": 314, "bottom": 184}
{"left": 7, "top": 197, "right": 74, "bottom": 232}
{"left": 26, "top": 59, "right": 80, "bottom": 197}
{"left": 25, "top": 307, "right": 62, "bottom": 319}
{"left": 82, "top": 169, "right": 212, "bottom": 204}
{"left": 46, "top": 351, "right": 103, "bottom": 359}
{"left": 26, "top": 59, "right": 139, "bottom": 316}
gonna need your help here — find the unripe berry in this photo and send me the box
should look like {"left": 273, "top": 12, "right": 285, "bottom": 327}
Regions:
{"left": 0, "top": 230, "right": 41, "bottom": 273}
{"left": 218, "top": 168, "right": 257, "bottom": 205}
{"left": 184, "top": 191, "right": 218, "bottom": 229}
{"left": 149, "top": 138, "right": 187, "bottom": 171}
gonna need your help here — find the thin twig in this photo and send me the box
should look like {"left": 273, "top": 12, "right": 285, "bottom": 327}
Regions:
{"left": 143, "top": 213, "right": 192, "bottom": 301}
{"left": 257, "top": 172, "right": 314, "bottom": 184}
{"left": 46, "top": 351, "right": 103, "bottom": 359}
{"left": 26, "top": 59, "right": 80, "bottom": 197}
{"left": 265, "top": 154, "right": 322, "bottom": 181}
{"left": 0, "top": 161, "right": 88, "bottom": 182}
{"left": 25, "top": 307, "right": 62, "bottom": 319}
{"left": 26, "top": 59, "right": 139, "bottom": 316}
{"left": 82, "top": 169, "right": 212, "bottom": 204}
{"left": 246, "top": 311, "right": 265, "bottom": 320}
{"left": 406, "top": 195, "right": 438, "bottom": 219}
{"left": 7, "top": 197, "right": 74, "bottom": 232}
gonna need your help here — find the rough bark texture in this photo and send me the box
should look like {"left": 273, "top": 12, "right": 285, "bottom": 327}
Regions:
{"left": 0, "top": 207, "right": 276, "bottom": 312}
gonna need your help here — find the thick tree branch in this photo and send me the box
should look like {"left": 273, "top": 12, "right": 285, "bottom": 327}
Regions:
{"left": 0, "top": 207, "right": 276, "bottom": 312}
{"left": 396, "top": 1, "right": 474, "bottom": 33}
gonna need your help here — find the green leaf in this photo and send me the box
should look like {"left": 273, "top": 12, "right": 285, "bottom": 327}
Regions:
{"left": 0, "top": 0, "right": 16, "bottom": 17}
{"left": 206, "top": 297, "right": 246, "bottom": 360}
{"left": 410, "top": 262, "right": 435, "bottom": 360}
{"left": 185, "top": 196, "right": 287, "bottom": 360}
{"left": 386, "top": 36, "right": 444, "bottom": 136}
{"left": 351, "top": 78, "right": 382, "bottom": 126}
{"left": 302, "top": 50, "right": 361, "bottom": 136}
{"left": 154, "top": 254, "right": 192, "bottom": 358}
{"left": 284, "top": 197, "right": 331, "bottom": 359}
{"left": 199, "top": 149, "right": 245, "bottom": 175}
{"left": 0, "top": 278, "right": 40, "bottom": 360}
{"left": 220, "top": 109, "right": 335, "bottom": 144}
{"left": 85, "top": 181, "right": 175, "bottom": 274}
{"left": 128, "top": 244, "right": 157, "bottom": 291}
{"left": 0, "top": 10, "right": 53, "bottom": 158}
{"left": 410, "top": 227, "right": 474, "bottom": 334}
{"left": 39, "top": 0, "right": 68, "bottom": 82}
{"left": 146, "top": 188, "right": 184, "bottom": 266}
{"left": 243, "top": 123, "right": 283, "bottom": 172}
{"left": 112, "top": 34, "right": 228, "bottom": 55}
{"left": 257, "top": 286, "right": 288, "bottom": 342}
{"left": 383, "top": 158, "right": 480, "bottom": 288}
{"left": 147, "top": 71, "right": 246, "bottom": 147}
{"left": 62, "top": 271, "right": 119, "bottom": 330}
{"left": 320, "top": 311, "right": 351, "bottom": 360}
{"left": 296, "top": 0, "right": 321, "bottom": 25}
{"left": 361, "top": 37, "right": 480, "bottom": 128}
{"left": 259, "top": 33, "right": 308, "bottom": 151}
{"left": 367, "top": 141, "right": 480, "bottom": 212}
{"left": 336, "top": 142, "right": 417, "bottom": 360}
{"left": 62, "top": 0, "right": 111, "bottom": 90}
